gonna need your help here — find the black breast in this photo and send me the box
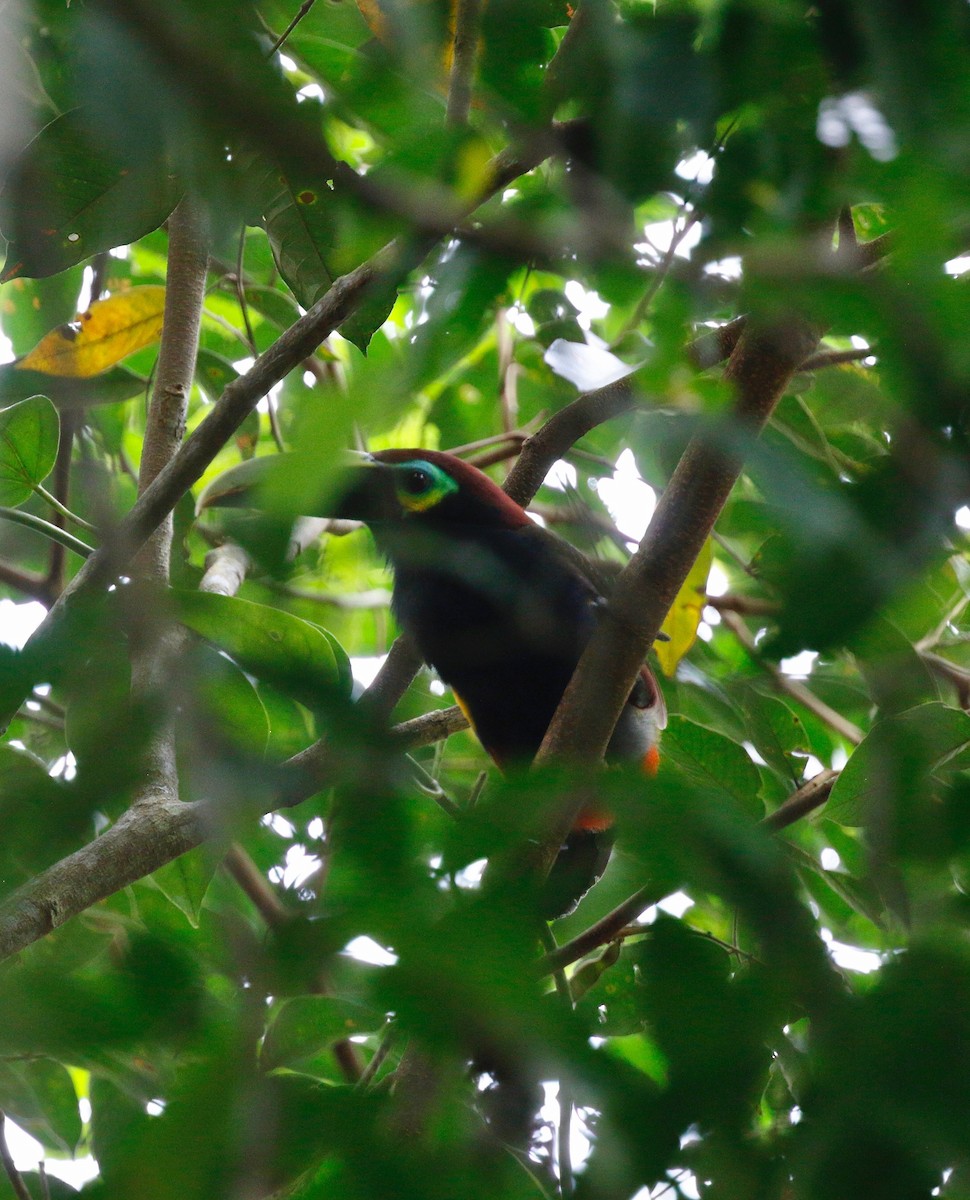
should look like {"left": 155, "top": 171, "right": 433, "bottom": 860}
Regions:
{"left": 387, "top": 524, "right": 600, "bottom": 766}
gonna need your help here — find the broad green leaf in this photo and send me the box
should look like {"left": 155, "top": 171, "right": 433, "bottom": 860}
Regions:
{"left": 261, "top": 996, "right": 385, "bottom": 1071}
{"left": 0, "top": 1058, "right": 81, "bottom": 1154}
{"left": 826, "top": 702, "right": 970, "bottom": 826}
{"left": 151, "top": 845, "right": 221, "bottom": 928}
{"left": 656, "top": 537, "right": 712, "bottom": 677}
{"left": 187, "top": 641, "right": 272, "bottom": 757}
{"left": 172, "top": 590, "right": 350, "bottom": 709}
{"left": 257, "top": 158, "right": 401, "bottom": 352}
{"left": 660, "top": 714, "right": 762, "bottom": 817}
{"left": 195, "top": 348, "right": 240, "bottom": 402}
{"left": 0, "top": 394, "right": 58, "bottom": 505}
{"left": 17, "top": 287, "right": 166, "bottom": 377}
{"left": 0, "top": 363, "right": 149, "bottom": 407}
{"left": 0, "top": 109, "right": 180, "bottom": 280}
{"left": 742, "top": 689, "right": 812, "bottom": 783}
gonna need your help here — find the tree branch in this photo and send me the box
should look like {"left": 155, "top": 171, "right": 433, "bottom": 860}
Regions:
{"left": 446, "top": 0, "right": 482, "bottom": 126}
{"left": 128, "top": 196, "right": 210, "bottom": 803}
{"left": 0, "top": 1112, "right": 33, "bottom": 1200}
{"left": 497, "top": 316, "right": 821, "bottom": 889}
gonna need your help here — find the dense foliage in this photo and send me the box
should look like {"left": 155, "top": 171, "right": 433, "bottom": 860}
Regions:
{"left": 1, "top": 0, "right": 969, "bottom": 1197}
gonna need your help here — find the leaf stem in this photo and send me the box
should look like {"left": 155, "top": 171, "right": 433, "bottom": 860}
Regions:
{"left": 0, "top": 507, "right": 94, "bottom": 558}
{"left": 32, "top": 483, "right": 97, "bottom": 533}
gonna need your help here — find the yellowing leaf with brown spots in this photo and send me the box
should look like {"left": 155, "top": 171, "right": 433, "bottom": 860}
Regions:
{"left": 16, "top": 287, "right": 166, "bottom": 378}
{"left": 655, "top": 537, "right": 713, "bottom": 678}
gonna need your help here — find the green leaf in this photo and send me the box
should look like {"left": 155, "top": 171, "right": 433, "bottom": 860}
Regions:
{"left": 262, "top": 996, "right": 384, "bottom": 1071}
{"left": 151, "top": 845, "right": 221, "bottom": 928}
{"left": 0, "top": 394, "right": 59, "bottom": 506}
{"left": 660, "top": 715, "right": 763, "bottom": 818}
{"left": 742, "top": 689, "right": 813, "bottom": 783}
{"left": 827, "top": 702, "right": 970, "bottom": 826}
{"left": 0, "top": 109, "right": 180, "bottom": 280}
{"left": 0, "top": 363, "right": 149, "bottom": 407}
{"left": 186, "top": 641, "right": 272, "bottom": 757}
{"left": 0, "top": 1058, "right": 81, "bottom": 1154}
{"left": 172, "top": 590, "right": 350, "bottom": 710}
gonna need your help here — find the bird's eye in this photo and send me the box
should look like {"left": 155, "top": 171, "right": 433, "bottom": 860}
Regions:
{"left": 402, "top": 467, "right": 433, "bottom": 496}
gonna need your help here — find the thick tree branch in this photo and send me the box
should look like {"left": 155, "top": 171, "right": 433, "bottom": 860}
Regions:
{"left": 0, "top": 696, "right": 465, "bottom": 960}
{"left": 499, "top": 316, "right": 822, "bottom": 888}
{"left": 128, "top": 197, "right": 210, "bottom": 805}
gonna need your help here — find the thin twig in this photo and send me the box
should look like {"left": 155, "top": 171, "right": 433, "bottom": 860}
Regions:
{"left": 762, "top": 769, "right": 839, "bottom": 833}
{"left": 267, "top": 0, "right": 319, "bottom": 58}
{"left": 799, "top": 347, "right": 875, "bottom": 371}
{"left": 540, "top": 926, "right": 574, "bottom": 1197}
{"left": 356, "top": 1019, "right": 397, "bottom": 1089}
{"left": 0, "top": 561, "right": 50, "bottom": 604}
{"left": 704, "top": 593, "right": 780, "bottom": 617}
{"left": 0, "top": 508, "right": 94, "bottom": 559}
{"left": 920, "top": 651, "right": 970, "bottom": 709}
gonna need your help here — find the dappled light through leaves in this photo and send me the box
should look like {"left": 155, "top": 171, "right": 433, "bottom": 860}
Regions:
{"left": 0, "top": 0, "right": 968, "bottom": 1198}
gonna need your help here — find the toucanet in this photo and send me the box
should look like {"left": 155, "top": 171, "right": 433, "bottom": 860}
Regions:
{"left": 203, "top": 448, "right": 666, "bottom": 916}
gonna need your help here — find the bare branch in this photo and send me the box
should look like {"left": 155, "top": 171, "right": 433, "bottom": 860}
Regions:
{"left": 129, "top": 196, "right": 210, "bottom": 806}
{"left": 200, "top": 543, "right": 250, "bottom": 597}
{"left": 761, "top": 768, "right": 840, "bottom": 833}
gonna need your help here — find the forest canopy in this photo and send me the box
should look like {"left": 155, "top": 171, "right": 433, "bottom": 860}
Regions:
{"left": 0, "top": 1, "right": 969, "bottom": 1198}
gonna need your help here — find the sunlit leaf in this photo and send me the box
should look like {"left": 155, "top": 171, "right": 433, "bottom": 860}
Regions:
{"left": 17, "top": 287, "right": 166, "bottom": 377}
{"left": 0, "top": 362, "right": 149, "bottom": 408}
{"left": 656, "top": 537, "right": 713, "bottom": 677}
{"left": 0, "top": 1058, "right": 81, "bottom": 1155}
{"left": 0, "top": 394, "right": 59, "bottom": 506}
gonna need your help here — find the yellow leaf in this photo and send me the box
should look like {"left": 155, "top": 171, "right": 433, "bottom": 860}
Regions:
{"left": 655, "top": 537, "right": 713, "bottom": 678}
{"left": 16, "top": 286, "right": 166, "bottom": 378}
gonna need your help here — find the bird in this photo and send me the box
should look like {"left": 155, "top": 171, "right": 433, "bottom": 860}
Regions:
{"left": 200, "top": 446, "right": 665, "bottom": 915}
{"left": 328, "top": 448, "right": 666, "bottom": 917}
